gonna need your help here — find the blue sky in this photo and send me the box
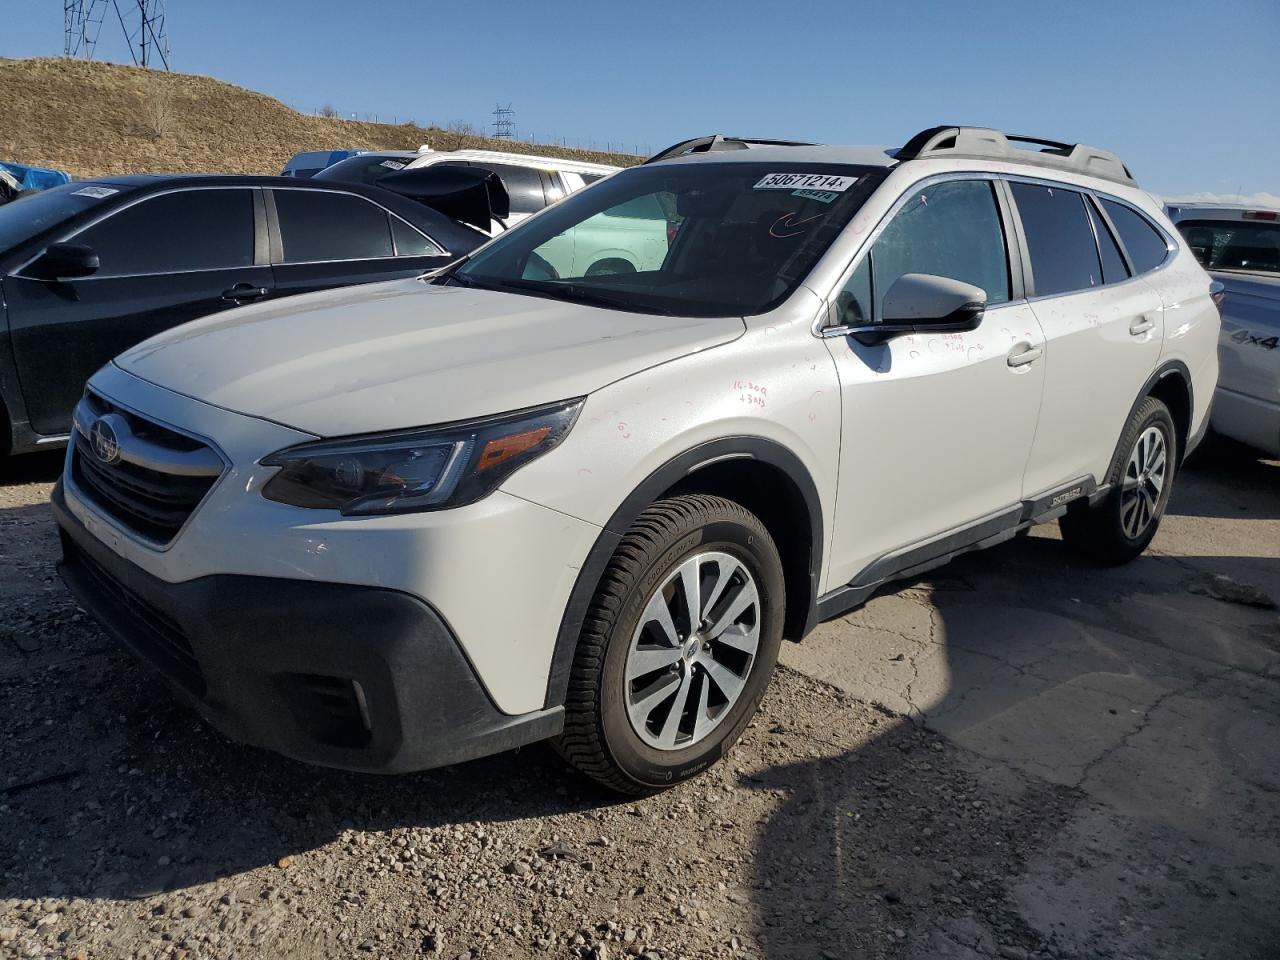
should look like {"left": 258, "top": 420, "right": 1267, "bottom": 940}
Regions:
{"left": 6, "top": 0, "right": 1278, "bottom": 200}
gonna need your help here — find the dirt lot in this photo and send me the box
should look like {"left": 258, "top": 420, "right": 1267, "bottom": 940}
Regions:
{"left": 1, "top": 439, "right": 1277, "bottom": 960}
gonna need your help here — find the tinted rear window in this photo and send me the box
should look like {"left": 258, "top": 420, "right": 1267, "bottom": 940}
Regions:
{"left": 274, "top": 189, "right": 393, "bottom": 262}
{"left": 313, "top": 155, "right": 411, "bottom": 186}
{"left": 1011, "top": 183, "right": 1102, "bottom": 296}
{"left": 1102, "top": 200, "right": 1169, "bottom": 274}
{"left": 1177, "top": 219, "right": 1280, "bottom": 275}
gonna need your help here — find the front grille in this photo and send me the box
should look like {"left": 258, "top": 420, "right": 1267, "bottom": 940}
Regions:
{"left": 71, "top": 394, "right": 221, "bottom": 544}
{"left": 70, "top": 539, "right": 206, "bottom": 696}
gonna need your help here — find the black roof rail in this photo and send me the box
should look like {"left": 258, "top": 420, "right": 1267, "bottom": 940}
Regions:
{"left": 643, "top": 135, "right": 818, "bottom": 165}
{"left": 895, "top": 125, "right": 1137, "bottom": 187}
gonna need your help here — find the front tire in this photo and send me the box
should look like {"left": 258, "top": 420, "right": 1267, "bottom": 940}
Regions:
{"left": 1060, "top": 396, "right": 1177, "bottom": 565}
{"left": 555, "top": 495, "right": 785, "bottom": 794}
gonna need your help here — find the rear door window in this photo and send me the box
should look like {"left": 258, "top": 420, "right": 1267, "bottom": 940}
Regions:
{"left": 273, "top": 189, "right": 394, "bottom": 263}
{"left": 1101, "top": 200, "right": 1170, "bottom": 274}
{"left": 1010, "top": 182, "right": 1102, "bottom": 296}
{"left": 862, "top": 178, "right": 1011, "bottom": 317}
{"left": 75, "top": 188, "right": 255, "bottom": 276}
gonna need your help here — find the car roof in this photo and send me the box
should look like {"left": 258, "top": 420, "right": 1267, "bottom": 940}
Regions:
{"left": 412, "top": 150, "right": 621, "bottom": 175}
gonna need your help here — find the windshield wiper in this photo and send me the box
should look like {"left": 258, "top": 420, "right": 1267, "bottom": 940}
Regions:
{"left": 483, "top": 277, "right": 675, "bottom": 316}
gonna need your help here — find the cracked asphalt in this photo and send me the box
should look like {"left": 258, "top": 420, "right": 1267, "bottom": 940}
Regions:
{"left": 0, "top": 434, "right": 1277, "bottom": 960}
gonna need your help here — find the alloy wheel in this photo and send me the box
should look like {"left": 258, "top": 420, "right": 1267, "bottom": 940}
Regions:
{"left": 1120, "top": 425, "right": 1167, "bottom": 539}
{"left": 624, "top": 550, "right": 760, "bottom": 751}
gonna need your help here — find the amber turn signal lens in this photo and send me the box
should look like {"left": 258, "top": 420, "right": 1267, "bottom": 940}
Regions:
{"left": 476, "top": 426, "right": 551, "bottom": 472}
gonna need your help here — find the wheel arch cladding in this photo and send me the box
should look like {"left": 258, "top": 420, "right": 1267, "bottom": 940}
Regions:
{"left": 543, "top": 437, "right": 823, "bottom": 710}
{"left": 1145, "top": 361, "right": 1193, "bottom": 463}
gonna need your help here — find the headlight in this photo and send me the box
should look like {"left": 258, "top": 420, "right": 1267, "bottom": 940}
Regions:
{"left": 260, "top": 399, "right": 583, "bottom": 515}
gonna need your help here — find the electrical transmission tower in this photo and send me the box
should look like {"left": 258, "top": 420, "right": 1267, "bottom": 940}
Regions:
{"left": 491, "top": 103, "right": 515, "bottom": 140}
{"left": 64, "top": 0, "right": 171, "bottom": 70}
{"left": 64, "top": 0, "right": 106, "bottom": 59}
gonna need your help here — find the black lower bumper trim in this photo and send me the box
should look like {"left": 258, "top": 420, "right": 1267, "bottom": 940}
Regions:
{"left": 53, "top": 481, "right": 562, "bottom": 773}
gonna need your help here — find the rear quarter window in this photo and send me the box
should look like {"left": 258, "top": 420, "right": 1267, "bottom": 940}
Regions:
{"left": 1101, "top": 200, "right": 1170, "bottom": 274}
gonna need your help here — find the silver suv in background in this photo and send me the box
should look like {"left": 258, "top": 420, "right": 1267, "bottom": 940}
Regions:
{"left": 1168, "top": 204, "right": 1280, "bottom": 456}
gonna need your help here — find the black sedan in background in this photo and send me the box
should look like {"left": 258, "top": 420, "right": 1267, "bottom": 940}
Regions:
{"left": 0, "top": 175, "right": 489, "bottom": 455}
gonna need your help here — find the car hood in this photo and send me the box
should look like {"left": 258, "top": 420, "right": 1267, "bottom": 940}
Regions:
{"left": 114, "top": 278, "right": 745, "bottom": 437}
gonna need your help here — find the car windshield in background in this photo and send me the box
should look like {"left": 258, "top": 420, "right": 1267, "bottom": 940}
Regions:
{"left": 0, "top": 182, "right": 115, "bottom": 251}
{"left": 1178, "top": 219, "right": 1280, "bottom": 275}
{"left": 453, "top": 162, "right": 881, "bottom": 317}
{"left": 313, "top": 154, "right": 412, "bottom": 186}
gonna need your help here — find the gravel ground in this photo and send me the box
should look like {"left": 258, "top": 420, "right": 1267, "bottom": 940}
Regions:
{"left": 0, "top": 447, "right": 1274, "bottom": 960}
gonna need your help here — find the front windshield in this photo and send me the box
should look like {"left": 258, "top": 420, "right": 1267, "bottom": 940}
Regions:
{"left": 0, "top": 181, "right": 113, "bottom": 252}
{"left": 454, "top": 161, "right": 881, "bottom": 317}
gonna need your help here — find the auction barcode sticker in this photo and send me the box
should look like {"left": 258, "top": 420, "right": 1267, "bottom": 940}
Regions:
{"left": 70, "top": 186, "right": 119, "bottom": 199}
{"left": 754, "top": 173, "right": 856, "bottom": 192}
{"left": 379, "top": 159, "right": 407, "bottom": 170}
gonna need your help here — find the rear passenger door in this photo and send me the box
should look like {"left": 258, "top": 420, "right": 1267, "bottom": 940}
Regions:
{"left": 1009, "top": 181, "right": 1166, "bottom": 495}
{"left": 266, "top": 188, "right": 452, "bottom": 299}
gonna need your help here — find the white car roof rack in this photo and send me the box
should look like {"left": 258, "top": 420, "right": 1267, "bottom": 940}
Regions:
{"left": 894, "top": 125, "right": 1137, "bottom": 187}
{"left": 643, "top": 135, "right": 820, "bottom": 165}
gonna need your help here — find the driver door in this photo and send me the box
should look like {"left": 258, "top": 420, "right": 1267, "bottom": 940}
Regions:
{"left": 822, "top": 177, "right": 1047, "bottom": 589}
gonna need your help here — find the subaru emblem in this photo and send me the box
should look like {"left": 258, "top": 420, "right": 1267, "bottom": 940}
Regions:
{"left": 89, "top": 417, "right": 121, "bottom": 465}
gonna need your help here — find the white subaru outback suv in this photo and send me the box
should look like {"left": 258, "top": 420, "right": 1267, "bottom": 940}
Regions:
{"left": 54, "top": 127, "right": 1220, "bottom": 794}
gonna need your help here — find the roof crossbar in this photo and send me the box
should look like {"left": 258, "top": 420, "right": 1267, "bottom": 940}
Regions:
{"left": 643, "top": 135, "right": 819, "bottom": 165}
{"left": 895, "top": 125, "right": 1137, "bottom": 187}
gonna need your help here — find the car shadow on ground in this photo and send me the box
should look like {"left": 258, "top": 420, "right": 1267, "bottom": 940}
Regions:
{"left": 751, "top": 517, "right": 1280, "bottom": 959}
{"left": 0, "top": 449, "right": 65, "bottom": 487}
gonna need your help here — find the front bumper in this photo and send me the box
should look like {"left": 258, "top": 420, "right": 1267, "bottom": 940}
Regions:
{"left": 53, "top": 482, "right": 563, "bottom": 773}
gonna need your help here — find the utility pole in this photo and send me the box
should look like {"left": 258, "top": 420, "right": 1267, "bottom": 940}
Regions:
{"left": 491, "top": 103, "right": 515, "bottom": 140}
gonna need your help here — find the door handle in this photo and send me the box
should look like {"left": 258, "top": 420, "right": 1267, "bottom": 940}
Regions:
{"left": 1129, "top": 315, "right": 1155, "bottom": 336}
{"left": 222, "top": 283, "right": 270, "bottom": 303}
{"left": 1007, "top": 344, "right": 1042, "bottom": 367}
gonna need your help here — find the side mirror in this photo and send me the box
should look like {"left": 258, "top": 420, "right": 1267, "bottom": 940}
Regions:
{"left": 824, "top": 272, "right": 987, "bottom": 343}
{"left": 33, "top": 242, "right": 100, "bottom": 280}
{"left": 882, "top": 273, "right": 987, "bottom": 331}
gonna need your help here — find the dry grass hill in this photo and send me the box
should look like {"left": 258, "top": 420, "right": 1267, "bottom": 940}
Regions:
{"left": 0, "top": 57, "right": 637, "bottom": 179}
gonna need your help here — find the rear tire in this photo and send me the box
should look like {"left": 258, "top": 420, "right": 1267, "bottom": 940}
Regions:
{"left": 1060, "top": 396, "right": 1176, "bottom": 566}
{"left": 554, "top": 495, "right": 785, "bottom": 795}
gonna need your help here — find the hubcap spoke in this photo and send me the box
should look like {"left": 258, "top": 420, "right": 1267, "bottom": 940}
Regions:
{"left": 628, "top": 673, "right": 681, "bottom": 730}
{"left": 712, "top": 622, "right": 759, "bottom": 656}
{"left": 655, "top": 669, "right": 694, "bottom": 748}
{"left": 701, "top": 559, "right": 740, "bottom": 624}
{"left": 702, "top": 657, "right": 746, "bottom": 703}
{"left": 691, "top": 671, "right": 714, "bottom": 742}
{"left": 626, "top": 645, "right": 683, "bottom": 682}
{"left": 708, "top": 581, "right": 755, "bottom": 638}
{"left": 641, "top": 591, "right": 680, "bottom": 648}
{"left": 677, "top": 557, "right": 702, "bottom": 629}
